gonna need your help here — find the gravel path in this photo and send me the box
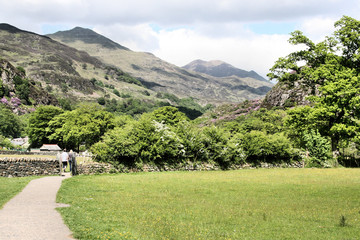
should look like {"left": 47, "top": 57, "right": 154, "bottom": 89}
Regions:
{"left": 0, "top": 173, "right": 73, "bottom": 240}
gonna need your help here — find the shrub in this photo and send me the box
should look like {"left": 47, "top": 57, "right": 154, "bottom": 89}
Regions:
{"left": 113, "top": 89, "right": 120, "bottom": 97}
{"left": 241, "top": 131, "right": 297, "bottom": 164}
{"left": 97, "top": 97, "right": 106, "bottom": 105}
{"left": 0, "top": 134, "right": 13, "bottom": 149}
{"left": 303, "top": 129, "right": 332, "bottom": 167}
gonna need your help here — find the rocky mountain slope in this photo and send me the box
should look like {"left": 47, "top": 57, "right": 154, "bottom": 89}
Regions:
{"left": 0, "top": 59, "right": 58, "bottom": 114}
{"left": 261, "top": 79, "right": 318, "bottom": 109}
{"left": 48, "top": 27, "right": 273, "bottom": 104}
{"left": 183, "top": 59, "right": 267, "bottom": 82}
{"left": 0, "top": 23, "right": 151, "bottom": 104}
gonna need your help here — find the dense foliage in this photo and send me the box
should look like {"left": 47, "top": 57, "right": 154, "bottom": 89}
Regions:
{"left": 0, "top": 105, "right": 23, "bottom": 138}
{"left": 15, "top": 16, "right": 360, "bottom": 169}
{"left": 28, "top": 105, "right": 64, "bottom": 148}
{"left": 47, "top": 103, "right": 114, "bottom": 151}
{"left": 99, "top": 93, "right": 212, "bottom": 120}
{"left": 268, "top": 16, "right": 360, "bottom": 153}
{"left": 91, "top": 106, "right": 300, "bottom": 169}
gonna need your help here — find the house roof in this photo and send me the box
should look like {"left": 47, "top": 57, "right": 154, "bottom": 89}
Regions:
{"left": 40, "top": 144, "right": 62, "bottom": 151}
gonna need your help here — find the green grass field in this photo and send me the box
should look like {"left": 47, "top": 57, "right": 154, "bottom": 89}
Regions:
{"left": 57, "top": 169, "right": 360, "bottom": 239}
{"left": 0, "top": 176, "right": 39, "bottom": 208}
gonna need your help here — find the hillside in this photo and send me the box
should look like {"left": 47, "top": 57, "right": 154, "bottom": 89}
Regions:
{"left": 0, "top": 23, "right": 153, "bottom": 104}
{"left": 48, "top": 27, "right": 273, "bottom": 105}
{"left": 183, "top": 59, "right": 267, "bottom": 82}
{"left": 0, "top": 59, "right": 58, "bottom": 114}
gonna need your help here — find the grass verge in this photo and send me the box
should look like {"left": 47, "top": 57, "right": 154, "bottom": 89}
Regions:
{"left": 0, "top": 176, "right": 39, "bottom": 208}
{"left": 57, "top": 168, "right": 360, "bottom": 239}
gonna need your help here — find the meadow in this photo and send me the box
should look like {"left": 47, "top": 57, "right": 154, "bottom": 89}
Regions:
{"left": 57, "top": 168, "right": 360, "bottom": 240}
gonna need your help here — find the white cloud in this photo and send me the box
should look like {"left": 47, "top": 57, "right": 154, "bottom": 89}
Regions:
{"left": 0, "top": 0, "right": 360, "bottom": 78}
{"left": 299, "top": 17, "right": 337, "bottom": 42}
{"left": 94, "top": 24, "right": 159, "bottom": 51}
{"left": 152, "top": 28, "right": 298, "bottom": 77}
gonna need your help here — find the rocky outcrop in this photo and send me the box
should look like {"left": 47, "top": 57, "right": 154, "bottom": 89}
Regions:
{"left": 0, "top": 59, "right": 59, "bottom": 112}
{"left": 0, "top": 59, "right": 25, "bottom": 91}
{"left": 261, "top": 79, "right": 319, "bottom": 109}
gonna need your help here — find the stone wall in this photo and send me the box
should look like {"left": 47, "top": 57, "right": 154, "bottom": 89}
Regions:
{"left": 0, "top": 158, "right": 61, "bottom": 177}
{"left": 77, "top": 162, "right": 116, "bottom": 175}
{"left": 76, "top": 161, "right": 304, "bottom": 175}
{"left": 0, "top": 151, "right": 59, "bottom": 156}
{"left": 0, "top": 156, "right": 305, "bottom": 177}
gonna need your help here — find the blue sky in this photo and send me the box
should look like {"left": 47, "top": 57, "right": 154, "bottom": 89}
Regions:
{"left": 246, "top": 22, "right": 298, "bottom": 35}
{"left": 1, "top": 0, "right": 360, "bottom": 77}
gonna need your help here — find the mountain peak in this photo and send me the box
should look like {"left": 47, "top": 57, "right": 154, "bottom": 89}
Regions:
{"left": 183, "top": 59, "right": 267, "bottom": 82}
{"left": 47, "top": 27, "right": 129, "bottom": 50}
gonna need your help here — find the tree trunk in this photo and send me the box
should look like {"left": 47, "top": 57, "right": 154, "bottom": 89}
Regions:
{"left": 331, "top": 135, "right": 339, "bottom": 152}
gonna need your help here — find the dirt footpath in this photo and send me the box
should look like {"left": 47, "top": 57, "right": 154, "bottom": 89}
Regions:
{"left": 0, "top": 173, "right": 73, "bottom": 240}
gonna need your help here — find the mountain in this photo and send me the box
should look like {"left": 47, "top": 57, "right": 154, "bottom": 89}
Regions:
{"left": 49, "top": 27, "right": 129, "bottom": 50}
{"left": 47, "top": 27, "right": 273, "bottom": 105}
{"left": 0, "top": 23, "right": 152, "bottom": 103}
{"left": 183, "top": 59, "right": 267, "bottom": 82}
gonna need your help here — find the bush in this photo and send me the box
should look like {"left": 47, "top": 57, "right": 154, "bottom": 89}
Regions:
{"left": 92, "top": 116, "right": 184, "bottom": 167}
{"left": 241, "top": 131, "right": 297, "bottom": 164}
{"left": 97, "top": 97, "right": 106, "bottom": 105}
{"left": 303, "top": 129, "right": 332, "bottom": 167}
{"left": 0, "top": 134, "right": 13, "bottom": 149}
{"left": 113, "top": 89, "right": 120, "bottom": 97}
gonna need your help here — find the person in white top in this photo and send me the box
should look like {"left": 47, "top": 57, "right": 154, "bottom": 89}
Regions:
{"left": 61, "top": 149, "right": 69, "bottom": 172}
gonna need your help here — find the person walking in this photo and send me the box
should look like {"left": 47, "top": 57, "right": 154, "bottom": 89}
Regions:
{"left": 61, "top": 149, "right": 69, "bottom": 172}
{"left": 68, "top": 150, "right": 74, "bottom": 172}
{"left": 69, "top": 150, "right": 77, "bottom": 175}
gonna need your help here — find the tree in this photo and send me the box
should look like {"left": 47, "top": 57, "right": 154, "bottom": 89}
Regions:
{"left": 150, "top": 106, "right": 189, "bottom": 126}
{"left": 47, "top": 103, "right": 114, "bottom": 150}
{"left": 0, "top": 105, "right": 22, "bottom": 138}
{"left": 268, "top": 16, "right": 360, "bottom": 152}
{"left": 0, "top": 134, "right": 13, "bottom": 149}
{"left": 27, "top": 105, "right": 64, "bottom": 147}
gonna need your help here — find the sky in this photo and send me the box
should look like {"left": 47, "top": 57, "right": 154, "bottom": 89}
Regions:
{"left": 0, "top": 0, "right": 359, "bottom": 78}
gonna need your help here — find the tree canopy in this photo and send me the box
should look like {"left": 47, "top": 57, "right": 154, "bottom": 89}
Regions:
{"left": 0, "top": 105, "right": 22, "bottom": 138}
{"left": 268, "top": 16, "right": 360, "bottom": 152}
{"left": 47, "top": 103, "right": 114, "bottom": 151}
{"left": 28, "top": 105, "right": 64, "bottom": 147}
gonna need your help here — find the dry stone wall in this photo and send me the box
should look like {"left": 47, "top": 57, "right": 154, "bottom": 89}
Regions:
{"left": 0, "top": 151, "right": 59, "bottom": 156}
{"left": 76, "top": 161, "right": 304, "bottom": 175}
{"left": 0, "top": 158, "right": 61, "bottom": 177}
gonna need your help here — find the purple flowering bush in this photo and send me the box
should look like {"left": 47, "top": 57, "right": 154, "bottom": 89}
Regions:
{"left": 0, "top": 97, "right": 9, "bottom": 106}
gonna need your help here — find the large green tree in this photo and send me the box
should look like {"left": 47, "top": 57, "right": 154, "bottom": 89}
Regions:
{"left": 47, "top": 103, "right": 114, "bottom": 151}
{"left": 268, "top": 16, "right": 360, "bottom": 152}
{"left": 27, "top": 105, "right": 64, "bottom": 147}
{"left": 0, "top": 105, "right": 22, "bottom": 138}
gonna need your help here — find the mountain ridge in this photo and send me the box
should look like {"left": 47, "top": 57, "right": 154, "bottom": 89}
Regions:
{"left": 183, "top": 59, "right": 267, "bottom": 82}
{"left": 47, "top": 26, "right": 273, "bottom": 105}
{"left": 0, "top": 23, "right": 152, "bottom": 105}
{"left": 48, "top": 27, "right": 129, "bottom": 50}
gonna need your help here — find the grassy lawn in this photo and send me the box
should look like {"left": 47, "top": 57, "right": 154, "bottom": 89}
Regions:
{"left": 0, "top": 176, "right": 38, "bottom": 208}
{"left": 57, "top": 169, "right": 360, "bottom": 240}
